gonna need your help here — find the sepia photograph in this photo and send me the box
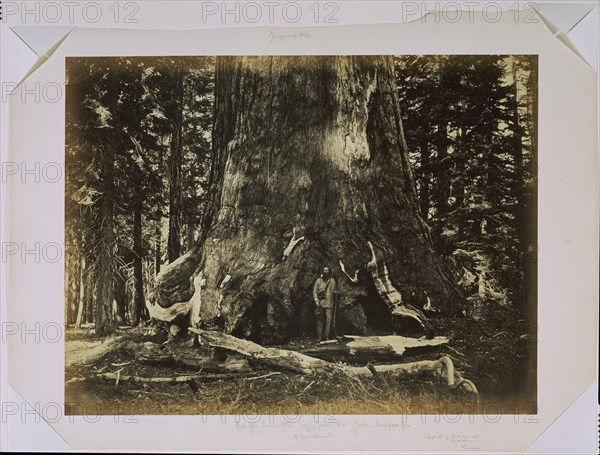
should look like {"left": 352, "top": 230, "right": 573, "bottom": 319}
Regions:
{"left": 64, "top": 54, "right": 538, "bottom": 416}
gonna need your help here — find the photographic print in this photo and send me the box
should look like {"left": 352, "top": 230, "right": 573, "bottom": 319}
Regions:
{"left": 64, "top": 55, "right": 537, "bottom": 416}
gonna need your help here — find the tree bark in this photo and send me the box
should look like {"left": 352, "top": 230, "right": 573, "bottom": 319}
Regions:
{"left": 114, "top": 268, "right": 127, "bottom": 325}
{"left": 95, "top": 66, "right": 118, "bottom": 337}
{"left": 75, "top": 256, "right": 86, "bottom": 327}
{"left": 132, "top": 197, "right": 146, "bottom": 325}
{"left": 186, "top": 214, "right": 195, "bottom": 252}
{"left": 167, "top": 66, "right": 185, "bottom": 263}
{"left": 419, "top": 139, "right": 431, "bottom": 221}
{"left": 86, "top": 277, "right": 95, "bottom": 325}
{"left": 434, "top": 122, "right": 450, "bottom": 237}
{"left": 155, "top": 220, "right": 162, "bottom": 275}
{"left": 155, "top": 56, "right": 463, "bottom": 344}
{"left": 65, "top": 256, "right": 72, "bottom": 324}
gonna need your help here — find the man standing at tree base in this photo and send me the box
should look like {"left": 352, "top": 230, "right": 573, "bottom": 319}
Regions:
{"left": 313, "top": 266, "right": 337, "bottom": 341}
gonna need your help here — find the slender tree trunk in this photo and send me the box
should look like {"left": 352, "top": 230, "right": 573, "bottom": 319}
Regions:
{"left": 86, "top": 277, "right": 95, "bottom": 325}
{"left": 75, "top": 256, "right": 86, "bottom": 327}
{"left": 511, "top": 61, "right": 528, "bottom": 254}
{"left": 485, "top": 145, "right": 500, "bottom": 235}
{"left": 71, "top": 256, "right": 81, "bottom": 324}
{"left": 65, "top": 258, "right": 71, "bottom": 324}
{"left": 419, "top": 140, "right": 430, "bottom": 221}
{"left": 132, "top": 197, "right": 146, "bottom": 325}
{"left": 434, "top": 122, "right": 450, "bottom": 240}
{"left": 167, "top": 66, "right": 185, "bottom": 263}
{"left": 114, "top": 269, "right": 127, "bottom": 325}
{"left": 155, "top": 56, "right": 463, "bottom": 344}
{"left": 95, "top": 67, "right": 118, "bottom": 337}
{"left": 186, "top": 213, "right": 195, "bottom": 251}
{"left": 155, "top": 220, "right": 162, "bottom": 275}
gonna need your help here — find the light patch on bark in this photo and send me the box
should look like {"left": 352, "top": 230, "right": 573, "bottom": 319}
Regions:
{"left": 217, "top": 274, "right": 232, "bottom": 315}
{"left": 367, "top": 241, "right": 402, "bottom": 305}
{"left": 157, "top": 249, "right": 194, "bottom": 277}
{"left": 423, "top": 293, "right": 435, "bottom": 312}
{"left": 339, "top": 259, "right": 359, "bottom": 283}
{"left": 189, "top": 271, "right": 206, "bottom": 327}
{"left": 282, "top": 227, "right": 305, "bottom": 260}
{"left": 477, "top": 273, "right": 486, "bottom": 298}
{"left": 145, "top": 298, "right": 193, "bottom": 322}
{"left": 220, "top": 274, "right": 232, "bottom": 288}
{"left": 147, "top": 267, "right": 206, "bottom": 324}
{"left": 381, "top": 263, "right": 402, "bottom": 305}
{"left": 367, "top": 241, "right": 425, "bottom": 327}
{"left": 339, "top": 67, "right": 377, "bottom": 163}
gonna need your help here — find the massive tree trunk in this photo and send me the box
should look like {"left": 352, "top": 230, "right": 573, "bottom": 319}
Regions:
{"left": 154, "top": 56, "right": 463, "bottom": 344}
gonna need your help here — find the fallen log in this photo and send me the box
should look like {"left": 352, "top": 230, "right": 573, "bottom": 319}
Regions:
{"left": 190, "top": 328, "right": 477, "bottom": 394}
{"left": 301, "top": 335, "right": 449, "bottom": 363}
{"left": 190, "top": 328, "right": 331, "bottom": 374}
{"left": 65, "top": 336, "right": 125, "bottom": 368}
{"left": 126, "top": 341, "right": 250, "bottom": 373}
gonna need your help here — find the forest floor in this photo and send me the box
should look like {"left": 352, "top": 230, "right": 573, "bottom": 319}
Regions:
{"left": 65, "top": 309, "right": 536, "bottom": 416}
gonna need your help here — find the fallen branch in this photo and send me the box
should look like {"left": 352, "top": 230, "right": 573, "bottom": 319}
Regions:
{"left": 190, "top": 328, "right": 477, "bottom": 394}
{"left": 302, "top": 380, "right": 315, "bottom": 393}
{"left": 246, "top": 372, "right": 281, "bottom": 381}
{"left": 66, "top": 372, "right": 249, "bottom": 385}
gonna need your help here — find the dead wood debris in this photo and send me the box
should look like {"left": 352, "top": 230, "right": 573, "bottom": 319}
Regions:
{"left": 66, "top": 329, "right": 477, "bottom": 397}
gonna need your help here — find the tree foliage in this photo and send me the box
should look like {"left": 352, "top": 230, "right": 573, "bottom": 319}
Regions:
{"left": 395, "top": 55, "right": 537, "bottom": 314}
{"left": 65, "top": 56, "right": 214, "bottom": 330}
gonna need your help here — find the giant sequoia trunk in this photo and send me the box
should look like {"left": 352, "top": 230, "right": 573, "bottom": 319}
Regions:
{"left": 154, "top": 56, "right": 463, "bottom": 344}
{"left": 95, "top": 66, "right": 118, "bottom": 337}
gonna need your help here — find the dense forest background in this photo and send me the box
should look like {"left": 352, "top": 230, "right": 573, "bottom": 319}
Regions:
{"left": 65, "top": 55, "right": 537, "bottom": 335}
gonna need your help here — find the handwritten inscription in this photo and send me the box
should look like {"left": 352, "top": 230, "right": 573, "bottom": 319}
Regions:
{"left": 269, "top": 31, "right": 312, "bottom": 42}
